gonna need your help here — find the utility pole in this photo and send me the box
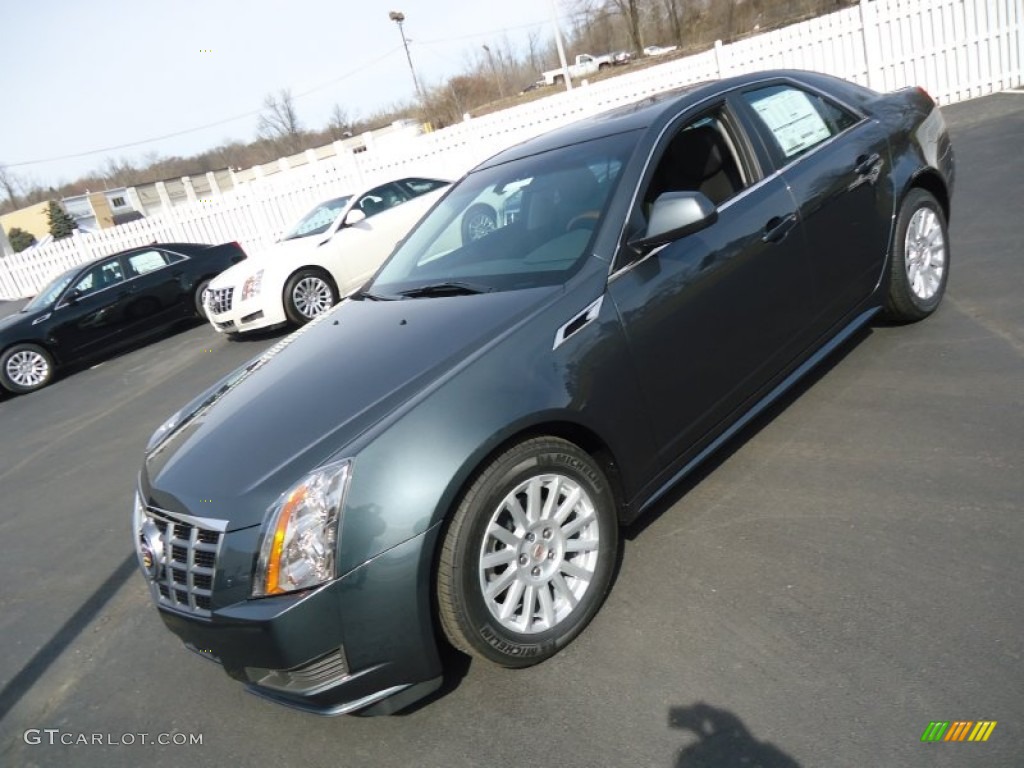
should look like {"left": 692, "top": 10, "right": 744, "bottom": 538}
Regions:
{"left": 548, "top": 0, "right": 573, "bottom": 91}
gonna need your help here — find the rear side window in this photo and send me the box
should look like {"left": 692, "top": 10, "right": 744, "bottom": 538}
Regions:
{"left": 742, "top": 84, "right": 858, "bottom": 160}
{"left": 126, "top": 250, "right": 169, "bottom": 275}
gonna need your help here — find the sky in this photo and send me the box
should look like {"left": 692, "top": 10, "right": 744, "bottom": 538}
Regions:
{"left": 0, "top": 0, "right": 569, "bottom": 189}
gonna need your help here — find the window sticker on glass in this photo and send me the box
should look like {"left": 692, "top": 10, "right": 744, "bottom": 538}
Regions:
{"left": 749, "top": 88, "right": 832, "bottom": 157}
{"left": 129, "top": 251, "right": 166, "bottom": 274}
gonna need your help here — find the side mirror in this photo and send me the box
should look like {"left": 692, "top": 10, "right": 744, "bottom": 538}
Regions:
{"left": 344, "top": 208, "right": 367, "bottom": 226}
{"left": 64, "top": 288, "right": 83, "bottom": 305}
{"left": 628, "top": 191, "right": 717, "bottom": 255}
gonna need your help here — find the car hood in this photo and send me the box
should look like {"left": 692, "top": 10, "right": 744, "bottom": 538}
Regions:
{"left": 208, "top": 237, "right": 319, "bottom": 288}
{"left": 143, "top": 287, "right": 560, "bottom": 529}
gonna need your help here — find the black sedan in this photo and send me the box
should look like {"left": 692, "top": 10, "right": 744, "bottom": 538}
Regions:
{"left": 133, "top": 70, "right": 953, "bottom": 715}
{"left": 0, "top": 242, "right": 246, "bottom": 394}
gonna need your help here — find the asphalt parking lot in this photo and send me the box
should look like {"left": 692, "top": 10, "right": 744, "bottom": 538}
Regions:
{"left": 1, "top": 92, "right": 1022, "bottom": 768}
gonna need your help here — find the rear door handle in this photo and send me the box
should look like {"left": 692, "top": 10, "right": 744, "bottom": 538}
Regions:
{"left": 854, "top": 153, "right": 882, "bottom": 176}
{"left": 762, "top": 213, "right": 798, "bottom": 244}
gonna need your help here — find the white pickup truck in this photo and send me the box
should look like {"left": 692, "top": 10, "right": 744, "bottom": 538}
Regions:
{"left": 541, "top": 53, "right": 613, "bottom": 85}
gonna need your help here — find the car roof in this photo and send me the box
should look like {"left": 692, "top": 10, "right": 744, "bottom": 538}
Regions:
{"left": 69, "top": 242, "right": 211, "bottom": 272}
{"left": 472, "top": 70, "right": 874, "bottom": 171}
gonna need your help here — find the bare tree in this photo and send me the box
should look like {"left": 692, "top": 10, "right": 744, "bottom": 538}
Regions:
{"left": 662, "top": 0, "right": 684, "bottom": 45}
{"left": 257, "top": 89, "right": 303, "bottom": 152}
{"left": 328, "top": 104, "right": 359, "bottom": 141}
{"left": 608, "top": 0, "right": 644, "bottom": 53}
{"left": 0, "top": 165, "right": 21, "bottom": 211}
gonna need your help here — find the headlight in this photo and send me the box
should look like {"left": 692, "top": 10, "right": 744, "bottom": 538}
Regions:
{"left": 253, "top": 459, "right": 352, "bottom": 597}
{"left": 241, "top": 270, "right": 264, "bottom": 300}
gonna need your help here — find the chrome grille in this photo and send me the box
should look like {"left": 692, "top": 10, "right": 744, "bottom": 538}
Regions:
{"left": 142, "top": 507, "right": 224, "bottom": 617}
{"left": 206, "top": 286, "right": 234, "bottom": 315}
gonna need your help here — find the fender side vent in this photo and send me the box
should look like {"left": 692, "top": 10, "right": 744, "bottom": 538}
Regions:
{"left": 553, "top": 296, "right": 604, "bottom": 350}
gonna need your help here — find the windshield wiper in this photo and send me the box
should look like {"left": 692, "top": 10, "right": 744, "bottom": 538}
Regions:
{"left": 356, "top": 288, "right": 394, "bottom": 301}
{"left": 396, "top": 281, "right": 492, "bottom": 298}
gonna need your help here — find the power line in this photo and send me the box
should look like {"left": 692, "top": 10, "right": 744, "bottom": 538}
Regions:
{"left": 5, "top": 46, "right": 405, "bottom": 168}
{"left": 5, "top": 12, "right": 589, "bottom": 169}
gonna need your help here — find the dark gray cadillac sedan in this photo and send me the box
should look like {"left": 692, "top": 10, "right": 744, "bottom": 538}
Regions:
{"left": 133, "top": 70, "right": 954, "bottom": 715}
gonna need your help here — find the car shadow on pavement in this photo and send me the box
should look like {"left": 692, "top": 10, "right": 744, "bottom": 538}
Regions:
{"left": 670, "top": 702, "right": 802, "bottom": 767}
{"left": 625, "top": 323, "right": 873, "bottom": 542}
{"left": 383, "top": 642, "right": 473, "bottom": 716}
{"left": 0, "top": 553, "right": 138, "bottom": 722}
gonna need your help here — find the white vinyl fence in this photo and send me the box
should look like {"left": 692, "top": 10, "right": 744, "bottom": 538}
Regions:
{"left": 2, "top": 0, "right": 1021, "bottom": 299}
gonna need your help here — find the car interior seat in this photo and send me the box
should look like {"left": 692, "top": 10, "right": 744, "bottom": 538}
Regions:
{"left": 651, "top": 124, "right": 744, "bottom": 207}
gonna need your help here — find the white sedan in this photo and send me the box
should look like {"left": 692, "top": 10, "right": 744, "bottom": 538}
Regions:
{"left": 204, "top": 177, "right": 450, "bottom": 335}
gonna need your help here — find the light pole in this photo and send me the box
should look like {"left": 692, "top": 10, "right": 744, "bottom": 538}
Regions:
{"left": 388, "top": 11, "right": 424, "bottom": 102}
{"left": 482, "top": 45, "right": 505, "bottom": 99}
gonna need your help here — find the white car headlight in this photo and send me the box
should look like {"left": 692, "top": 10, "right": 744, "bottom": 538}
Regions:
{"left": 253, "top": 459, "right": 352, "bottom": 597}
{"left": 241, "top": 270, "right": 264, "bottom": 300}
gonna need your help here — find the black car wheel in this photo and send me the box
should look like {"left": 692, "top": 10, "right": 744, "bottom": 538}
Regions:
{"left": 1, "top": 343, "right": 55, "bottom": 394}
{"left": 194, "top": 279, "right": 211, "bottom": 319}
{"left": 283, "top": 269, "right": 338, "bottom": 325}
{"left": 885, "top": 188, "right": 949, "bottom": 323}
{"left": 437, "top": 437, "right": 618, "bottom": 667}
{"left": 461, "top": 204, "right": 498, "bottom": 243}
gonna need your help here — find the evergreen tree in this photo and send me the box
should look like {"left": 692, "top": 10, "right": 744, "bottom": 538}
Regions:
{"left": 7, "top": 226, "right": 36, "bottom": 252}
{"left": 46, "top": 200, "right": 77, "bottom": 240}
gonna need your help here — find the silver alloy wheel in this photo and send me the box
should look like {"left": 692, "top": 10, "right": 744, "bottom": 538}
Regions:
{"left": 466, "top": 211, "right": 496, "bottom": 241}
{"left": 478, "top": 473, "right": 600, "bottom": 634}
{"left": 291, "top": 276, "right": 334, "bottom": 318}
{"left": 5, "top": 349, "right": 50, "bottom": 388}
{"left": 904, "top": 207, "right": 946, "bottom": 301}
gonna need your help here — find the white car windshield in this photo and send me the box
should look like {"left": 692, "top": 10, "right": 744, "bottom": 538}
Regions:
{"left": 369, "top": 131, "right": 635, "bottom": 297}
{"left": 282, "top": 196, "right": 352, "bottom": 240}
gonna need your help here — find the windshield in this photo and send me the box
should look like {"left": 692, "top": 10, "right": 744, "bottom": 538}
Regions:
{"left": 369, "top": 131, "right": 636, "bottom": 297}
{"left": 282, "top": 196, "right": 352, "bottom": 240}
{"left": 23, "top": 268, "right": 77, "bottom": 311}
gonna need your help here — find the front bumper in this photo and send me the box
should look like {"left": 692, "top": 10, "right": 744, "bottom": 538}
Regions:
{"left": 154, "top": 524, "right": 445, "bottom": 715}
{"left": 205, "top": 286, "right": 287, "bottom": 335}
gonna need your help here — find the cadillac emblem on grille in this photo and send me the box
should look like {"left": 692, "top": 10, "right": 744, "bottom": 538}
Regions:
{"left": 138, "top": 518, "right": 165, "bottom": 581}
{"left": 135, "top": 504, "right": 225, "bottom": 617}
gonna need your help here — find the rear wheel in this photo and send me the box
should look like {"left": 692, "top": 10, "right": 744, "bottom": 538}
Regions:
{"left": 884, "top": 188, "right": 949, "bottom": 323}
{"left": 1, "top": 343, "right": 55, "bottom": 394}
{"left": 283, "top": 269, "right": 338, "bottom": 325}
{"left": 437, "top": 437, "right": 618, "bottom": 667}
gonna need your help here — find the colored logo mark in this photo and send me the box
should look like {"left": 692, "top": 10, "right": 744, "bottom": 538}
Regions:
{"left": 921, "top": 721, "right": 997, "bottom": 742}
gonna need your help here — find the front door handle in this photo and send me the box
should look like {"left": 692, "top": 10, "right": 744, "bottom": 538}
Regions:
{"left": 762, "top": 213, "right": 798, "bottom": 244}
{"left": 854, "top": 153, "right": 882, "bottom": 176}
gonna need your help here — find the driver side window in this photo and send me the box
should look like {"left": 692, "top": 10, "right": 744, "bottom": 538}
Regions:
{"left": 644, "top": 109, "right": 748, "bottom": 212}
{"left": 73, "top": 259, "right": 125, "bottom": 297}
{"left": 617, "top": 107, "right": 749, "bottom": 272}
{"left": 358, "top": 183, "right": 410, "bottom": 218}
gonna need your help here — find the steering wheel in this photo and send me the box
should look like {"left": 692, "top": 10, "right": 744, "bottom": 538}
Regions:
{"left": 565, "top": 210, "right": 600, "bottom": 232}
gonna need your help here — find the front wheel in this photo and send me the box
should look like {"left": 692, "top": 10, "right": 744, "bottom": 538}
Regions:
{"left": 1, "top": 343, "right": 55, "bottom": 394}
{"left": 437, "top": 437, "right": 618, "bottom": 667}
{"left": 884, "top": 188, "right": 950, "bottom": 323}
{"left": 283, "top": 268, "right": 338, "bottom": 325}
{"left": 461, "top": 204, "right": 497, "bottom": 243}
{"left": 194, "top": 279, "right": 211, "bottom": 319}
